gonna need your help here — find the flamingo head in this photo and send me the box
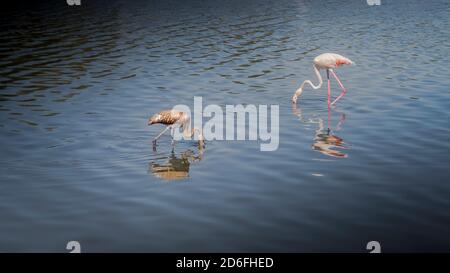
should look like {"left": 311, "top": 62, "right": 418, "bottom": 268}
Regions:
{"left": 148, "top": 114, "right": 161, "bottom": 125}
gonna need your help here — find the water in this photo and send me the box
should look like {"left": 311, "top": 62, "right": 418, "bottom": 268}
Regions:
{"left": 1, "top": 0, "right": 450, "bottom": 252}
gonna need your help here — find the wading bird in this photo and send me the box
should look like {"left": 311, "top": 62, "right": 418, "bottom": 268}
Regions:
{"left": 148, "top": 109, "right": 203, "bottom": 146}
{"left": 292, "top": 53, "right": 353, "bottom": 107}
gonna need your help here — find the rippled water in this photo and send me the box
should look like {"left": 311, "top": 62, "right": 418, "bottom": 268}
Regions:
{"left": 1, "top": 0, "right": 450, "bottom": 252}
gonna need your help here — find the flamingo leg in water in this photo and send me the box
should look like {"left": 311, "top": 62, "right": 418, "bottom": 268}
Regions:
{"left": 153, "top": 125, "right": 171, "bottom": 143}
{"left": 327, "top": 69, "right": 331, "bottom": 130}
{"left": 170, "top": 127, "right": 177, "bottom": 146}
{"left": 330, "top": 69, "right": 347, "bottom": 106}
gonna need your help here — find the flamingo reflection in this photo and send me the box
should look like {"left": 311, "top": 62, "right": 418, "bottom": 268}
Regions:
{"left": 149, "top": 142, "right": 204, "bottom": 181}
{"left": 292, "top": 104, "right": 348, "bottom": 158}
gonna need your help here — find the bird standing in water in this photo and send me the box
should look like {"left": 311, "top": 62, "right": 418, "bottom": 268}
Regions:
{"left": 148, "top": 109, "right": 203, "bottom": 146}
{"left": 292, "top": 53, "right": 353, "bottom": 107}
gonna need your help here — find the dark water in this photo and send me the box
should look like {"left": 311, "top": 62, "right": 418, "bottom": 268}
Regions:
{"left": 1, "top": 0, "right": 450, "bottom": 252}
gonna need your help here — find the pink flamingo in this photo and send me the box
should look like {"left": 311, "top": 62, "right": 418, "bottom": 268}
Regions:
{"left": 292, "top": 53, "right": 353, "bottom": 107}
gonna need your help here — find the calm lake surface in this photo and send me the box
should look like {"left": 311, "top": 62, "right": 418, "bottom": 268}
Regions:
{"left": 1, "top": 0, "right": 450, "bottom": 252}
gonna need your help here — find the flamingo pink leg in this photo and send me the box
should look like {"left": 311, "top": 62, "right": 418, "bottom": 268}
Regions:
{"left": 327, "top": 70, "right": 331, "bottom": 129}
{"left": 330, "top": 69, "right": 347, "bottom": 106}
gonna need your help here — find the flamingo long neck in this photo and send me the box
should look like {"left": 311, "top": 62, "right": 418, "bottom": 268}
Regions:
{"left": 181, "top": 119, "right": 203, "bottom": 142}
{"left": 181, "top": 118, "right": 192, "bottom": 138}
{"left": 294, "top": 65, "right": 323, "bottom": 98}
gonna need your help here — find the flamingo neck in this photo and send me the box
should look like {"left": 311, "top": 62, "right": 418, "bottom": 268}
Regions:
{"left": 294, "top": 65, "right": 323, "bottom": 99}
{"left": 181, "top": 122, "right": 203, "bottom": 142}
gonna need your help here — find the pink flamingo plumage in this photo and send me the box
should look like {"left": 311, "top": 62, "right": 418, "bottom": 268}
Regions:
{"left": 292, "top": 53, "right": 353, "bottom": 107}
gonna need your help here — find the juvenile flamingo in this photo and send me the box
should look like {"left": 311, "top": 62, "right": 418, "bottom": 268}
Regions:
{"left": 292, "top": 53, "right": 353, "bottom": 107}
{"left": 148, "top": 109, "right": 203, "bottom": 145}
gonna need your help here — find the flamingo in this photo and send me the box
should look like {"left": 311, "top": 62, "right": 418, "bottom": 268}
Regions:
{"left": 292, "top": 53, "right": 353, "bottom": 107}
{"left": 148, "top": 109, "right": 203, "bottom": 145}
